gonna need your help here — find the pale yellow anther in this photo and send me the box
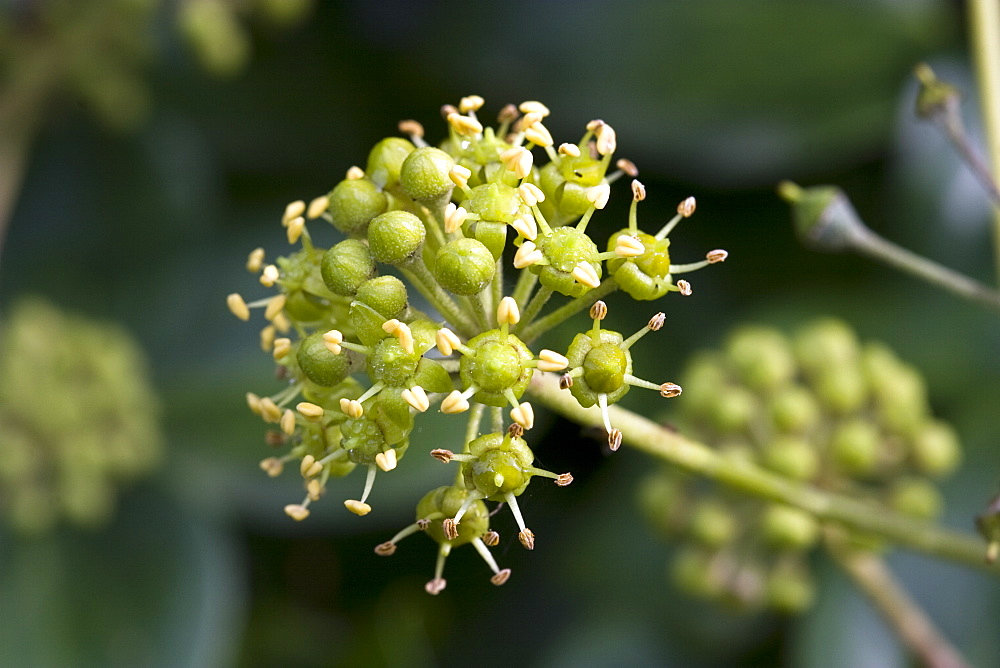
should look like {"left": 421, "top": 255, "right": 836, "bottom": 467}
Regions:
{"left": 510, "top": 402, "right": 535, "bottom": 430}
{"left": 260, "top": 457, "right": 283, "bottom": 477}
{"left": 449, "top": 164, "right": 472, "bottom": 189}
{"left": 519, "top": 101, "right": 550, "bottom": 117}
{"left": 571, "top": 262, "right": 601, "bottom": 288}
{"left": 586, "top": 119, "right": 606, "bottom": 132}
{"left": 615, "top": 234, "right": 645, "bottom": 258}
{"left": 283, "top": 200, "right": 306, "bottom": 226}
{"left": 536, "top": 349, "right": 569, "bottom": 372}
{"left": 707, "top": 249, "right": 729, "bottom": 263}
{"left": 447, "top": 112, "right": 483, "bottom": 136}
{"left": 520, "top": 111, "right": 544, "bottom": 129}
{"left": 436, "top": 328, "right": 462, "bottom": 356}
{"left": 586, "top": 183, "right": 611, "bottom": 209}
{"left": 677, "top": 279, "right": 693, "bottom": 296}
{"left": 280, "top": 409, "right": 296, "bottom": 435}
{"left": 306, "top": 479, "right": 323, "bottom": 501}
{"left": 323, "top": 329, "right": 343, "bottom": 355}
{"left": 259, "top": 325, "right": 276, "bottom": 352}
{"left": 260, "top": 264, "right": 279, "bottom": 287}
{"left": 459, "top": 95, "right": 485, "bottom": 113}
{"left": 496, "top": 296, "right": 521, "bottom": 325}
{"left": 398, "top": 119, "right": 424, "bottom": 138}
{"left": 284, "top": 504, "right": 310, "bottom": 521}
{"left": 286, "top": 216, "right": 305, "bottom": 244}
{"left": 246, "top": 392, "right": 262, "bottom": 414}
{"left": 631, "top": 179, "right": 646, "bottom": 201}
{"left": 444, "top": 203, "right": 468, "bottom": 234}
{"left": 306, "top": 195, "right": 329, "bottom": 219}
{"left": 264, "top": 294, "right": 286, "bottom": 321}
{"left": 227, "top": 293, "right": 250, "bottom": 321}
{"left": 441, "top": 390, "right": 470, "bottom": 414}
{"left": 511, "top": 215, "right": 538, "bottom": 241}
{"left": 300, "top": 454, "right": 322, "bottom": 478}
{"left": 558, "top": 142, "right": 581, "bottom": 157}
{"left": 401, "top": 386, "right": 430, "bottom": 412}
{"left": 296, "top": 402, "right": 325, "bottom": 422}
{"left": 499, "top": 146, "right": 533, "bottom": 179}
{"left": 375, "top": 448, "right": 398, "bottom": 472}
{"left": 272, "top": 337, "right": 292, "bottom": 361}
{"left": 517, "top": 182, "right": 545, "bottom": 207}
{"left": 346, "top": 166, "right": 365, "bottom": 180}
{"left": 339, "top": 398, "right": 364, "bottom": 419}
{"left": 344, "top": 500, "right": 371, "bottom": 516}
{"left": 259, "top": 397, "right": 281, "bottom": 423}
{"left": 524, "top": 123, "right": 554, "bottom": 147}
{"left": 678, "top": 196, "right": 697, "bottom": 217}
{"left": 513, "top": 240, "right": 544, "bottom": 269}
{"left": 246, "top": 247, "right": 265, "bottom": 273}
{"left": 271, "top": 312, "right": 290, "bottom": 333}
{"left": 382, "top": 318, "right": 413, "bottom": 355}
{"left": 596, "top": 123, "right": 617, "bottom": 156}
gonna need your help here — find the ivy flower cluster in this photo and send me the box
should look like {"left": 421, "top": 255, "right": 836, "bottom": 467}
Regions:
{"left": 229, "top": 97, "right": 726, "bottom": 593}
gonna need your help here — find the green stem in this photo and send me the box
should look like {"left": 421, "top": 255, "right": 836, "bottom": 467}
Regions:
{"left": 400, "top": 261, "right": 478, "bottom": 337}
{"left": 527, "top": 372, "right": 1000, "bottom": 572}
{"left": 511, "top": 261, "right": 539, "bottom": 310}
{"left": 518, "top": 285, "right": 554, "bottom": 333}
{"left": 519, "top": 278, "right": 618, "bottom": 344}
{"left": 970, "top": 0, "right": 1000, "bottom": 284}
{"left": 491, "top": 257, "right": 503, "bottom": 328}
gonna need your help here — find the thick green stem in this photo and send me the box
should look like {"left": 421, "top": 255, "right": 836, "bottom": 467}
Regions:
{"left": 528, "top": 372, "right": 1000, "bottom": 572}
{"left": 970, "top": 0, "right": 1000, "bottom": 284}
{"left": 518, "top": 284, "right": 553, "bottom": 333}
{"left": 519, "top": 278, "right": 618, "bottom": 344}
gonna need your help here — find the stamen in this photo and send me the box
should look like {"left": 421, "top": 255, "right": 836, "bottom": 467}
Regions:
{"left": 401, "top": 386, "right": 430, "bottom": 412}
{"left": 449, "top": 164, "right": 472, "bottom": 189}
{"left": 678, "top": 196, "right": 697, "bottom": 217}
{"left": 659, "top": 382, "right": 683, "bottom": 398}
{"left": 497, "top": 296, "right": 521, "bottom": 325}
{"left": 264, "top": 294, "right": 286, "bottom": 321}
{"left": 280, "top": 409, "right": 296, "bottom": 435}
{"left": 519, "top": 100, "right": 550, "bottom": 117}
{"left": 513, "top": 240, "right": 544, "bottom": 268}
{"left": 459, "top": 95, "right": 485, "bottom": 113}
{"left": 590, "top": 300, "right": 608, "bottom": 320}
{"left": 382, "top": 319, "right": 414, "bottom": 354}
{"left": 536, "top": 349, "right": 568, "bottom": 372}
{"left": 586, "top": 184, "right": 611, "bottom": 209}
{"left": 608, "top": 428, "right": 623, "bottom": 451}
{"left": 571, "top": 262, "right": 601, "bottom": 289}
{"left": 284, "top": 504, "right": 310, "bottom": 521}
{"left": 517, "top": 183, "right": 545, "bottom": 207}
{"left": 614, "top": 234, "right": 645, "bottom": 258}
{"left": 323, "top": 329, "right": 344, "bottom": 355}
{"left": 306, "top": 195, "right": 328, "bottom": 219}
{"left": 510, "top": 402, "right": 534, "bottom": 430}
{"left": 300, "top": 454, "right": 322, "bottom": 478}
{"left": 398, "top": 119, "right": 424, "bottom": 139}
{"left": 447, "top": 112, "right": 483, "bottom": 136}
{"left": 524, "top": 123, "right": 554, "bottom": 147}
{"left": 631, "top": 179, "right": 646, "bottom": 201}
{"left": 558, "top": 142, "right": 581, "bottom": 157}
{"left": 375, "top": 541, "right": 397, "bottom": 556}
{"left": 259, "top": 397, "right": 282, "bottom": 423}
{"left": 500, "top": 146, "right": 533, "bottom": 179}
{"left": 483, "top": 530, "right": 500, "bottom": 546}
{"left": 430, "top": 448, "right": 454, "bottom": 463}
{"left": 440, "top": 390, "right": 470, "bottom": 414}
{"left": 259, "top": 457, "right": 284, "bottom": 477}
{"left": 707, "top": 249, "right": 729, "bottom": 263}
{"left": 272, "top": 337, "right": 292, "bottom": 361}
{"left": 444, "top": 203, "right": 468, "bottom": 234}
{"left": 559, "top": 374, "right": 574, "bottom": 390}
{"left": 346, "top": 166, "right": 365, "bottom": 180}
{"left": 246, "top": 247, "right": 265, "bottom": 273}
{"left": 676, "top": 279, "right": 692, "bottom": 296}
{"left": 260, "top": 264, "right": 279, "bottom": 287}
{"left": 435, "top": 328, "right": 463, "bottom": 356}
{"left": 375, "top": 448, "right": 398, "bottom": 472}
{"left": 227, "top": 293, "right": 250, "bottom": 321}
{"left": 339, "top": 398, "right": 364, "bottom": 418}
{"left": 511, "top": 215, "right": 538, "bottom": 241}
{"left": 296, "top": 402, "right": 325, "bottom": 422}
{"left": 286, "top": 216, "right": 305, "bottom": 244}
{"left": 617, "top": 159, "right": 639, "bottom": 177}
{"left": 283, "top": 200, "right": 306, "bottom": 226}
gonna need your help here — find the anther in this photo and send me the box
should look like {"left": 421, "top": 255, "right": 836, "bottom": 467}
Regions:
{"left": 497, "top": 104, "right": 519, "bottom": 125}
{"left": 259, "top": 457, "right": 284, "bottom": 477}
{"left": 559, "top": 374, "right": 574, "bottom": 390}
{"left": 440, "top": 391, "right": 470, "bottom": 414}
{"left": 440, "top": 104, "right": 459, "bottom": 118}
{"left": 586, "top": 183, "right": 611, "bottom": 209}
{"left": 339, "top": 398, "right": 364, "bottom": 418}
{"left": 344, "top": 500, "right": 372, "bottom": 516}
{"left": 519, "top": 100, "right": 550, "bottom": 117}
{"left": 524, "top": 123, "right": 554, "bottom": 147}
{"left": 436, "top": 328, "right": 462, "bottom": 356}
{"left": 659, "top": 382, "right": 683, "bottom": 398}
{"left": 297, "top": 402, "right": 325, "bottom": 422}
{"left": 345, "top": 166, "right": 365, "bottom": 180}
{"left": 537, "top": 349, "right": 569, "bottom": 372}
{"left": 590, "top": 300, "right": 608, "bottom": 320}
{"left": 631, "top": 179, "right": 646, "bottom": 201}
{"left": 246, "top": 247, "right": 265, "bottom": 273}
{"left": 586, "top": 119, "right": 606, "bottom": 132}
{"left": 323, "top": 330, "right": 343, "bottom": 355}
{"left": 518, "top": 529, "right": 535, "bottom": 550}
{"left": 401, "top": 386, "right": 430, "bottom": 412}
{"left": 430, "top": 448, "right": 454, "bottom": 463}
{"left": 707, "top": 249, "right": 729, "bottom": 263}
{"left": 260, "top": 325, "right": 276, "bottom": 352}
{"left": 556, "top": 473, "right": 574, "bottom": 486}
{"left": 491, "top": 569, "right": 512, "bottom": 586}
{"left": 513, "top": 240, "right": 544, "bottom": 268}
{"left": 272, "top": 337, "right": 292, "bottom": 361}
{"left": 483, "top": 530, "right": 500, "bottom": 547}
{"left": 500, "top": 146, "right": 533, "bottom": 179}
{"left": 306, "top": 479, "right": 323, "bottom": 501}
{"left": 571, "top": 262, "right": 601, "bottom": 289}
{"left": 459, "top": 95, "right": 485, "bottom": 113}
{"left": 264, "top": 430, "right": 284, "bottom": 447}
{"left": 374, "top": 541, "right": 397, "bottom": 556}
{"left": 425, "top": 578, "right": 447, "bottom": 595}
{"left": 617, "top": 159, "right": 639, "bottom": 177}
{"left": 280, "top": 409, "right": 296, "bottom": 435}
{"left": 284, "top": 504, "right": 310, "bottom": 521}
{"left": 444, "top": 203, "right": 468, "bottom": 234}
{"left": 260, "top": 264, "right": 279, "bottom": 287}
{"left": 678, "top": 196, "right": 696, "bottom": 217}
{"left": 497, "top": 296, "right": 521, "bottom": 325}
{"left": 382, "top": 319, "right": 414, "bottom": 354}
{"left": 227, "top": 293, "right": 250, "bottom": 321}
{"left": 449, "top": 164, "right": 472, "bottom": 189}
{"left": 306, "top": 195, "right": 329, "bottom": 219}
{"left": 283, "top": 200, "right": 305, "bottom": 225}
{"left": 595, "top": 123, "right": 617, "bottom": 156}
{"left": 648, "top": 312, "right": 665, "bottom": 331}
{"left": 286, "top": 216, "right": 305, "bottom": 244}
{"left": 447, "top": 112, "right": 483, "bottom": 136}
{"left": 511, "top": 215, "right": 538, "bottom": 241}
{"left": 517, "top": 183, "right": 545, "bottom": 207}
{"left": 375, "top": 448, "right": 398, "bottom": 472}
{"left": 615, "top": 234, "right": 645, "bottom": 258}
{"left": 511, "top": 402, "right": 534, "bottom": 430}
{"left": 558, "top": 142, "right": 581, "bottom": 157}
{"left": 608, "top": 428, "right": 623, "bottom": 451}
{"left": 300, "top": 454, "right": 322, "bottom": 478}
{"left": 443, "top": 518, "right": 459, "bottom": 540}
{"left": 676, "top": 279, "right": 692, "bottom": 296}
{"left": 506, "top": 423, "right": 525, "bottom": 439}
{"left": 264, "top": 294, "right": 286, "bottom": 321}
{"left": 398, "top": 119, "right": 424, "bottom": 138}
{"left": 259, "top": 397, "right": 281, "bottom": 423}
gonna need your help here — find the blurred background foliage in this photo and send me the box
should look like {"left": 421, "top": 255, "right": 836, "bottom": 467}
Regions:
{"left": 1, "top": 0, "right": 998, "bottom": 665}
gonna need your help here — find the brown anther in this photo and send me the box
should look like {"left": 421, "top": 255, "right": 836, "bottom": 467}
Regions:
{"left": 506, "top": 423, "right": 525, "bottom": 439}
{"left": 425, "top": 578, "right": 447, "bottom": 595}
{"left": 617, "top": 158, "right": 639, "bottom": 177}
{"left": 417, "top": 518, "right": 431, "bottom": 531}
{"left": 518, "top": 529, "right": 535, "bottom": 550}
{"left": 430, "top": 448, "right": 454, "bottom": 463}
{"left": 440, "top": 104, "right": 459, "bottom": 119}
{"left": 264, "top": 430, "right": 285, "bottom": 447}
{"left": 648, "top": 312, "right": 665, "bottom": 331}
{"left": 398, "top": 119, "right": 424, "bottom": 138}
{"left": 677, "top": 196, "right": 697, "bottom": 217}
{"left": 677, "top": 279, "right": 693, "bottom": 296}
{"left": 556, "top": 472, "right": 574, "bottom": 487}
{"left": 631, "top": 179, "right": 646, "bottom": 201}
{"left": 707, "top": 249, "right": 729, "bottom": 263}
{"left": 590, "top": 300, "right": 608, "bottom": 320}
{"left": 491, "top": 569, "right": 512, "bottom": 586}
{"left": 559, "top": 374, "right": 574, "bottom": 390}
{"left": 497, "top": 104, "right": 519, "bottom": 125}
{"left": 374, "top": 541, "right": 397, "bottom": 556}
{"left": 259, "top": 457, "right": 284, "bottom": 476}
{"left": 608, "top": 428, "right": 623, "bottom": 451}
{"left": 443, "top": 518, "right": 459, "bottom": 541}
{"left": 483, "top": 530, "right": 500, "bottom": 547}
{"left": 659, "top": 382, "right": 683, "bottom": 398}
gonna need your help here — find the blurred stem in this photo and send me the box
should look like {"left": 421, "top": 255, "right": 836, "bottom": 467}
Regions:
{"left": 970, "top": 0, "right": 1000, "bottom": 285}
{"left": 827, "top": 537, "right": 969, "bottom": 668}
{"left": 0, "top": 107, "right": 38, "bottom": 281}
{"left": 528, "top": 372, "right": 1000, "bottom": 572}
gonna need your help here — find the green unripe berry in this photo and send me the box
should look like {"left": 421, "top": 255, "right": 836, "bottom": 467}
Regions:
{"left": 367, "top": 211, "right": 426, "bottom": 265}
{"left": 366, "top": 137, "right": 415, "bottom": 190}
{"left": 794, "top": 318, "right": 859, "bottom": 375}
{"left": 296, "top": 331, "right": 352, "bottom": 387}
{"left": 636, "top": 473, "right": 685, "bottom": 535}
{"left": 830, "top": 418, "right": 881, "bottom": 476}
{"left": 688, "top": 500, "right": 738, "bottom": 548}
{"left": 766, "top": 565, "right": 814, "bottom": 613}
{"left": 888, "top": 478, "right": 942, "bottom": 520}
{"left": 671, "top": 546, "right": 724, "bottom": 599}
{"left": 678, "top": 352, "right": 727, "bottom": 421}
{"left": 911, "top": 420, "right": 961, "bottom": 476}
{"left": 283, "top": 289, "right": 329, "bottom": 323}
{"left": 812, "top": 365, "right": 868, "bottom": 415}
{"left": 400, "top": 147, "right": 455, "bottom": 202}
{"left": 321, "top": 239, "right": 376, "bottom": 296}
{"left": 417, "top": 486, "right": 490, "bottom": 546}
{"left": 434, "top": 238, "right": 496, "bottom": 296}
{"left": 761, "top": 504, "right": 819, "bottom": 550}
{"left": 710, "top": 386, "right": 757, "bottom": 434}
{"left": 769, "top": 386, "right": 820, "bottom": 434}
{"left": 565, "top": 329, "right": 633, "bottom": 408}
{"left": 355, "top": 276, "right": 408, "bottom": 319}
{"left": 459, "top": 330, "right": 534, "bottom": 407}
{"left": 327, "top": 178, "right": 387, "bottom": 234}
{"left": 760, "top": 436, "right": 820, "bottom": 481}
{"left": 463, "top": 433, "right": 536, "bottom": 500}
{"left": 725, "top": 326, "right": 796, "bottom": 392}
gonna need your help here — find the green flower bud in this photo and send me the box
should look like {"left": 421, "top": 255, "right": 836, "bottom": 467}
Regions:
{"left": 321, "top": 239, "right": 376, "bottom": 296}
{"left": 636, "top": 473, "right": 685, "bottom": 535}
{"left": 761, "top": 504, "right": 819, "bottom": 550}
{"left": 367, "top": 211, "right": 426, "bottom": 265}
{"left": 689, "top": 499, "right": 738, "bottom": 548}
{"left": 910, "top": 420, "right": 961, "bottom": 476}
{"left": 296, "top": 331, "right": 352, "bottom": 387}
{"left": 400, "top": 147, "right": 455, "bottom": 203}
{"left": 434, "top": 238, "right": 496, "bottom": 296}
{"left": 469, "top": 182, "right": 523, "bottom": 225}
{"left": 367, "top": 336, "right": 421, "bottom": 388}
{"left": 725, "top": 326, "right": 795, "bottom": 393}
{"left": 462, "top": 432, "right": 536, "bottom": 499}
{"left": 769, "top": 386, "right": 820, "bottom": 434}
{"left": 777, "top": 181, "right": 867, "bottom": 253}
{"left": 760, "top": 435, "right": 820, "bottom": 481}
{"left": 671, "top": 546, "right": 724, "bottom": 599}
{"left": 327, "top": 178, "right": 388, "bottom": 234}
{"left": 416, "top": 485, "right": 490, "bottom": 546}
{"left": 366, "top": 137, "right": 416, "bottom": 190}
{"left": 794, "top": 318, "right": 859, "bottom": 376}
{"left": 888, "top": 477, "right": 942, "bottom": 520}
{"left": 677, "top": 352, "right": 727, "bottom": 421}
{"left": 811, "top": 365, "right": 868, "bottom": 416}
{"left": 710, "top": 386, "right": 757, "bottom": 434}
{"left": 830, "top": 418, "right": 881, "bottom": 476}
{"left": 355, "top": 275, "right": 408, "bottom": 319}
{"left": 766, "top": 564, "right": 814, "bottom": 613}
{"left": 534, "top": 226, "right": 601, "bottom": 298}
{"left": 459, "top": 330, "right": 534, "bottom": 407}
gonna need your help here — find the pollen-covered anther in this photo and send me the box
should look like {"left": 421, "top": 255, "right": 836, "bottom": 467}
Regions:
{"left": 440, "top": 104, "right": 459, "bottom": 118}
{"left": 449, "top": 164, "right": 472, "bottom": 189}
{"left": 590, "top": 300, "right": 608, "bottom": 321}
{"left": 517, "top": 183, "right": 545, "bottom": 207}
{"left": 323, "top": 329, "right": 343, "bottom": 355}
{"left": 659, "top": 382, "right": 683, "bottom": 398}
{"left": 284, "top": 504, "right": 310, "bottom": 521}
{"left": 374, "top": 541, "right": 396, "bottom": 556}
{"left": 246, "top": 392, "right": 262, "bottom": 414}
{"left": 425, "top": 578, "right": 447, "bottom": 595}
{"left": 272, "top": 337, "right": 292, "bottom": 361}
{"left": 586, "top": 183, "right": 611, "bottom": 209}
{"left": 617, "top": 159, "right": 639, "bottom": 177}
{"left": 511, "top": 215, "right": 538, "bottom": 241}
{"left": 500, "top": 146, "right": 533, "bottom": 179}
{"left": 246, "top": 247, "right": 265, "bottom": 273}
{"left": 263, "top": 294, "right": 286, "bottom": 321}
{"left": 524, "top": 123, "right": 554, "bottom": 147}
{"left": 306, "top": 479, "right": 323, "bottom": 501}
{"left": 346, "top": 166, "right": 365, "bottom": 180}
{"left": 297, "top": 401, "right": 325, "bottom": 422}
{"left": 572, "top": 262, "right": 601, "bottom": 289}
{"left": 677, "top": 279, "right": 693, "bottom": 296}
{"left": 375, "top": 448, "right": 398, "bottom": 472}
{"left": 483, "top": 530, "right": 500, "bottom": 547}
{"left": 282, "top": 200, "right": 305, "bottom": 226}
{"left": 648, "top": 312, "right": 666, "bottom": 331}
{"left": 398, "top": 119, "right": 424, "bottom": 138}
{"left": 260, "top": 325, "right": 276, "bottom": 352}
{"left": 339, "top": 398, "right": 364, "bottom": 418}
{"left": 497, "top": 104, "right": 519, "bottom": 124}
{"left": 608, "top": 428, "right": 623, "bottom": 451}
{"left": 430, "top": 448, "right": 454, "bottom": 463}
{"left": 227, "top": 293, "right": 250, "bottom": 321}
{"left": 537, "top": 349, "right": 569, "bottom": 372}
{"left": 520, "top": 111, "right": 543, "bottom": 130}
{"left": 300, "top": 454, "right": 323, "bottom": 478}
{"left": 631, "top": 179, "right": 646, "bottom": 201}
{"left": 556, "top": 473, "right": 574, "bottom": 487}
{"left": 436, "top": 328, "right": 462, "bottom": 356}
{"left": 259, "top": 397, "right": 282, "bottom": 423}
{"left": 459, "top": 95, "right": 485, "bottom": 113}
{"left": 510, "top": 402, "right": 534, "bottom": 430}
{"left": 260, "top": 264, "right": 279, "bottom": 287}
{"left": 615, "top": 234, "right": 645, "bottom": 258}
{"left": 344, "top": 500, "right": 372, "bottom": 516}
{"left": 272, "top": 313, "right": 291, "bottom": 333}
{"left": 382, "top": 319, "right": 414, "bottom": 354}
{"left": 491, "top": 569, "right": 512, "bottom": 586}
{"left": 559, "top": 374, "right": 574, "bottom": 390}
{"left": 443, "top": 518, "right": 459, "bottom": 541}
{"left": 595, "top": 123, "right": 617, "bottom": 156}
{"left": 280, "top": 409, "right": 296, "bottom": 435}
{"left": 259, "top": 457, "right": 283, "bottom": 477}
{"left": 497, "top": 296, "right": 521, "bottom": 325}
{"left": 519, "top": 100, "right": 550, "bottom": 117}
{"left": 678, "top": 196, "right": 697, "bottom": 217}
{"left": 447, "top": 112, "right": 483, "bottom": 136}
{"left": 440, "top": 391, "right": 470, "bottom": 414}
{"left": 558, "top": 142, "right": 581, "bottom": 157}
{"left": 306, "top": 195, "right": 328, "bottom": 219}
{"left": 401, "top": 386, "right": 430, "bottom": 412}
{"left": 286, "top": 216, "right": 305, "bottom": 244}
{"left": 507, "top": 422, "right": 525, "bottom": 439}
{"left": 518, "top": 529, "right": 535, "bottom": 550}
{"left": 513, "top": 240, "right": 544, "bottom": 268}
{"left": 444, "top": 203, "right": 468, "bottom": 234}
{"left": 707, "top": 249, "right": 729, "bottom": 263}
